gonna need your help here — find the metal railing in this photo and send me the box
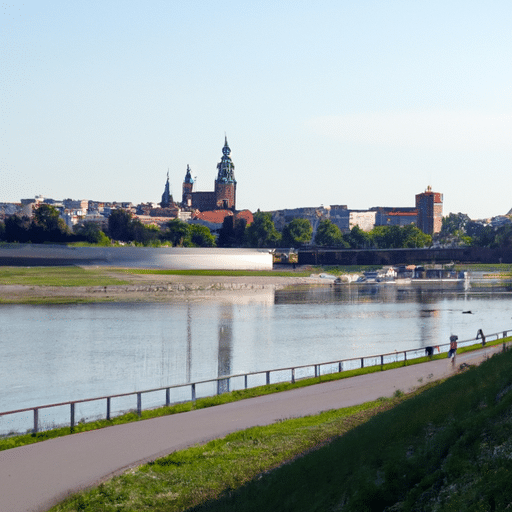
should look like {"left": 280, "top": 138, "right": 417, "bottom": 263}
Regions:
{"left": 1, "top": 329, "right": 511, "bottom": 436}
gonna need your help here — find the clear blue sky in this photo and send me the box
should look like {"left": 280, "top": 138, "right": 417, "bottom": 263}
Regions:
{"left": 2, "top": 1, "right": 511, "bottom": 219}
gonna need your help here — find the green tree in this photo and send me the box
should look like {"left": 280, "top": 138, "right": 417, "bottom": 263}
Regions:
{"left": 491, "top": 224, "right": 512, "bottom": 250}
{"left": 32, "top": 204, "right": 71, "bottom": 242}
{"left": 74, "top": 222, "right": 110, "bottom": 245}
{"left": 314, "top": 219, "right": 348, "bottom": 247}
{"left": 246, "top": 211, "right": 281, "bottom": 248}
{"left": 190, "top": 224, "right": 216, "bottom": 247}
{"left": 161, "top": 218, "right": 191, "bottom": 247}
{"left": 108, "top": 209, "right": 135, "bottom": 242}
{"left": 345, "top": 225, "right": 372, "bottom": 249}
{"left": 440, "top": 213, "right": 471, "bottom": 236}
{"left": 401, "top": 225, "right": 432, "bottom": 248}
{"left": 282, "top": 218, "right": 313, "bottom": 248}
{"left": 217, "top": 216, "right": 247, "bottom": 247}
{"left": 4, "top": 216, "right": 32, "bottom": 243}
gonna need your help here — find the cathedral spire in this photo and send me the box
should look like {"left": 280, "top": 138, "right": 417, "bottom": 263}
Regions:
{"left": 160, "top": 170, "right": 171, "bottom": 208}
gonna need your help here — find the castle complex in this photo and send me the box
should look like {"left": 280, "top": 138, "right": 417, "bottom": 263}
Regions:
{"left": 161, "top": 137, "right": 237, "bottom": 212}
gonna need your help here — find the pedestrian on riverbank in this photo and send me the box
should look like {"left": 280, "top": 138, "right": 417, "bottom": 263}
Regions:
{"left": 448, "top": 335, "right": 458, "bottom": 366}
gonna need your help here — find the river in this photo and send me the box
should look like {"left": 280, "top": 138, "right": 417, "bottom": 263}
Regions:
{"left": 1, "top": 282, "right": 512, "bottom": 434}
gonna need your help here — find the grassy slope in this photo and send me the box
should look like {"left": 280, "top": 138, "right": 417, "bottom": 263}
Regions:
{"left": 0, "top": 266, "right": 130, "bottom": 287}
{"left": 50, "top": 348, "right": 512, "bottom": 512}
{"left": 192, "top": 349, "right": 512, "bottom": 512}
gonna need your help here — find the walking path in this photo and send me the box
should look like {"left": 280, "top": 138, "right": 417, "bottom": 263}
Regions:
{"left": 0, "top": 344, "right": 503, "bottom": 512}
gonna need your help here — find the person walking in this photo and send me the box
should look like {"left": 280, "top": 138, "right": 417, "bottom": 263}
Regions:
{"left": 448, "top": 334, "right": 458, "bottom": 366}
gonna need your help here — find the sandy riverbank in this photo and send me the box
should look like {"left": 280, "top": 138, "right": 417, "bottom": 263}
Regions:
{"left": 0, "top": 271, "right": 335, "bottom": 303}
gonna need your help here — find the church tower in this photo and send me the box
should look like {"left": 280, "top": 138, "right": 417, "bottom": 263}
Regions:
{"left": 182, "top": 164, "right": 194, "bottom": 207}
{"left": 214, "top": 136, "right": 236, "bottom": 210}
{"left": 160, "top": 170, "right": 172, "bottom": 208}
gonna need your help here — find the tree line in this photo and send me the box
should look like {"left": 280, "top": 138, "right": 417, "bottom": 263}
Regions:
{"left": 0, "top": 206, "right": 432, "bottom": 249}
{"left": 439, "top": 212, "right": 512, "bottom": 250}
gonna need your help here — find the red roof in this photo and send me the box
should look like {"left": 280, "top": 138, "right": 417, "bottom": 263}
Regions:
{"left": 236, "top": 210, "right": 253, "bottom": 225}
{"left": 192, "top": 210, "right": 233, "bottom": 224}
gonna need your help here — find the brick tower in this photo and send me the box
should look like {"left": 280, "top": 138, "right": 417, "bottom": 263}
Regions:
{"left": 415, "top": 186, "right": 443, "bottom": 235}
{"left": 182, "top": 165, "right": 194, "bottom": 207}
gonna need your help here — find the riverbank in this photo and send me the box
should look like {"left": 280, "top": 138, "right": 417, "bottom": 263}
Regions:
{"left": 0, "top": 267, "right": 333, "bottom": 304}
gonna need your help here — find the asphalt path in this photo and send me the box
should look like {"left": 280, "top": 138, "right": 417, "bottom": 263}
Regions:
{"left": 0, "top": 344, "right": 504, "bottom": 512}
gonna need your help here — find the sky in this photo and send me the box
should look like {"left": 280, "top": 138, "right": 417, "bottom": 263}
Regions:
{"left": 2, "top": 1, "right": 512, "bottom": 220}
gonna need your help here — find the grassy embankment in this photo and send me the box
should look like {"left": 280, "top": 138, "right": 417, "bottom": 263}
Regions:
{"left": 49, "top": 347, "right": 512, "bottom": 512}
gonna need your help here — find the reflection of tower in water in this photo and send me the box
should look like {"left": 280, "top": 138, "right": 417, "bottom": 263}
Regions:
{"left": 186, "top": 302, "right": 192, "bottom": 383}
{"left": 217, "top": 304, "right": 233, "bottom": 394}
{"left": 416, "top": 288, "right": 441, "bottom": 347}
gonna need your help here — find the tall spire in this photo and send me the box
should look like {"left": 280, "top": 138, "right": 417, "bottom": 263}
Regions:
{"left": 160, "top": 170, "right": 171, "bottom": 208}
{"left": 217, "top": 135, "right": 235, "bottom": 182}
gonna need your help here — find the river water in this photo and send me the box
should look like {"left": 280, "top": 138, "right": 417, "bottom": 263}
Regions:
{"left": 1, "top": 282, "right": 512, "bottom": 434}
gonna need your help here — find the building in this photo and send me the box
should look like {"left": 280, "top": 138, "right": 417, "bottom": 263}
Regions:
{"left": 415, "top": 186, "right": 443, "bottom": 235}
{"left": 371, "top": 206, "right": 417, "bottom": 227}
{"left": 181, "top": 137, "right": 237, "bottom": 211}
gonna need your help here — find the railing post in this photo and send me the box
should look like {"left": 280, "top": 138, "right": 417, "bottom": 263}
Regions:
{"left": 191, "top": 383, "right": 196, "bottom": 401}
{"left": 244, "top": 375, "right": 248, "bottom": 389}
{"left": 166, "top": 388, "right": 171, "bottom": 406}
{"left": 70, "top": 403, "right": 75, "bottom": 429}
{"left": 361, "top": 358, "right": 364, "bottom": 369}
{"left": 137, "top": 393, "right": 142, "bottom": 417}
{"left": 217, "top": 380, "right": 221, "bottom": 395}
{"left": 315, "top": 365, "right": 318, "bottom": 378}
{"left": 106, "top": 397, "right": 111, "bottom": 421}
{"left": 266, "top": 371, "right": 270, "bottom": 385}
{"left": 380, "top": 355, "right": 384, "bottom": 368}
{"left": 404, "top": 351, "right": 407, "bottom": 364}
{"left": 33, "top": 408, "right": 38, "bottom": 433}
{"left": 338, "top": 361, "right": 343, "bottom": 373}
{"left": 291, "top": 368, "right": 295, "bottom": 384}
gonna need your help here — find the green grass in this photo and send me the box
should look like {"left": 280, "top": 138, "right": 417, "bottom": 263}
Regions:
{"left": 454, "top": 263, "right": 512, "bottom": 272}
{"left": 50, "top": 347, "right": 512, "bottom": 512}
{"left": 123, "top": 269, "right": 311, "bottom": 277}
{"left": 0, "top": 266, "right": 130, "bottom": 287}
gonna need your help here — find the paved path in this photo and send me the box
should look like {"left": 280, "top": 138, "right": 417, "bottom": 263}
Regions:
{"left": 0, "top": 345, "right": 503, "bottom": 512}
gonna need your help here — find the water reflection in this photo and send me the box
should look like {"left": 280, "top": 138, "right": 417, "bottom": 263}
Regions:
{"left": 1, "top": 285, "right": 512, "bottom": 424}
{"left": 217, "top": 304, "right": 233, "bottom": 393}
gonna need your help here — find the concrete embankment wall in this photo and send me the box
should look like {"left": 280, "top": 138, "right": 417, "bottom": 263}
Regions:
{"left": 0, "top": 245, "right": 273, "bottom": 270}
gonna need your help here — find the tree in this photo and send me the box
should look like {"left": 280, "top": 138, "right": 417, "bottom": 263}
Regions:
{"left": 4, "top": 215, "right": 32, "bottom": 243}
{"left": 281, "top": 218, "right": 313, "bottom": 248}
{"left": 74, "top": 222, "right": 110, "bottom": 245}
{"left": 345, "top": 225, "right": 372, "bottom": 249}
{"left": 246, "top": 211, "right": 281, "bottom": 248}
{"left": 440, "top": 213, "right": 471, "bottom": 236}
{"left": 401, "top": 225, "right": 432, "bottom": 248}
{"left": 108, "top": 209, "right": 135, "bottom": 242}
{"left": 314, "top": 219, "right": 348, "bottom": 247}
{"left": 32, "top": 204, "right": 71, "bottom": 242}
{"left": 161, "top": 218, "right": 191, "bottom": 247}
{"left": 190, "top": 224, "right": 216, "bottom": 247}
{"left": 217, "top": 215, "right": 247, "bottom": 247}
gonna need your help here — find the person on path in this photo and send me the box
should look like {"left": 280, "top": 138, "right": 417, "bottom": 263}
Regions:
{"left": 448, "top": 335, "right": 458, "bottom": 366}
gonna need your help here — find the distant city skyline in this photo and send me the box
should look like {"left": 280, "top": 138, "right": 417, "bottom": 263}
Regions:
{"left": 2, "top": 1, "right": 512, "bottom": 220}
